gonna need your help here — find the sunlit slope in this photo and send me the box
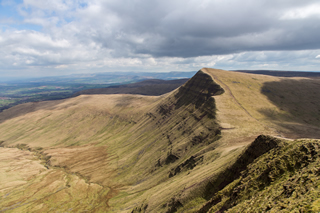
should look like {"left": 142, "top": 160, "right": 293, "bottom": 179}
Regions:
{"left": 202, "top": 68, "right": 320, "bottom": 140}
{"left": 0, "top": 147, "right": 113, "bottom": 212}
{"left": 0, "top": 94, "right": 162, "bottom": 147}
{"left": 0, "top": 95, "right": 160, "bottom": 212}
{"left": 1, "top": 68, "right": 320, "bottom": 212}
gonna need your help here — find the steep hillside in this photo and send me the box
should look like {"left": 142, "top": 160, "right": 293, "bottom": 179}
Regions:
{"left": 1, "top": 68, "right": 320, "bottom": 212}
{"left": 201, "top": 136, "right": 320, "bottom": 212}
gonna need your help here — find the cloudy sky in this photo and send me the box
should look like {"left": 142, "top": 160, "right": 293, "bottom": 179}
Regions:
{"left": 1, "top": 0, "right": 320, "bottom": 78}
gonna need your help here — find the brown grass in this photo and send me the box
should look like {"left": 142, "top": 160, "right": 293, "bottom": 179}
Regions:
{"left": 1, "top": 68, "right": 320, "bottom": 212}
{"left": 202, "top": 68, "right": 320, "bottom": 140}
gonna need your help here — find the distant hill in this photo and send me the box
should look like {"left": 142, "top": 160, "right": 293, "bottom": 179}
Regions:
{"left": 73, "top": 78, "right": 189, "bottom": 96}
{"left": 234, "top": 70, "right": 320, "bottom": 77}
{"left": 0, "top": 71, "right": 196, "bottom": 112}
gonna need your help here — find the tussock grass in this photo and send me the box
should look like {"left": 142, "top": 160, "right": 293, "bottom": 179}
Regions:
{"left": 203, "top": 137, "right": 320, "bottom": 213}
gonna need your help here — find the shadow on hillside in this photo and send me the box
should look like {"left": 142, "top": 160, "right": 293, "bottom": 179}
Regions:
{"left": 174, "top": 71, "right": 224, "bottom": 110}
{"left": 260, "top": 78, "right": 320, "bottom": 138}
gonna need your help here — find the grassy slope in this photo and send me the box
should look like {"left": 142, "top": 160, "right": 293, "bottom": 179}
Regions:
{"left": 0, "top": 146, "right": 113, "bottom": 212}
{"left": 203, "top": 68, "right": 320, "bottom": 140}
{"left": 203, "top": 136, "right": 320, "bottom": 212}
{"left": 0, "top": 68, "right": 320, "bottom": 212}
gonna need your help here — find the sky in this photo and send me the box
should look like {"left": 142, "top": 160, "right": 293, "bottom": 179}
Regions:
{"left": 1, "top": 0, "right": 320, "bottom": 78}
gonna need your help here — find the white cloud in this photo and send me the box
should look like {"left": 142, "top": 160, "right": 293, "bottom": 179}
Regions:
{"left": 280, "top": 3, "right": 320, "bottom": 20}
{"left": 0, "top": 0, "right": 320, "bottom": 78}
{"left": 22, "top": 0, "right": 73, "bottom": 11}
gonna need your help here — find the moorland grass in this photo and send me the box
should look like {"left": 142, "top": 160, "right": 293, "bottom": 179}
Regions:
{"left": 1, "top": 68, "right": 320, "bottom": 212}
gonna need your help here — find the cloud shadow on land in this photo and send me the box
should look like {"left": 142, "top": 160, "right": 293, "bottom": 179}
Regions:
{"left": 259, "top": 77, "right": 320, "bottom": 138}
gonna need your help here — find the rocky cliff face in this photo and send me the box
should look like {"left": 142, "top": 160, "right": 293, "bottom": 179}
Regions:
{"left": 146, "top": 70, "right": 225, "bottom": 169}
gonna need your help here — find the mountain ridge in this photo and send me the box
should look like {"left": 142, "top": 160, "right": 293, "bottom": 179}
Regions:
{"left": 1, "top": 68, "right": 320, "bottom": 212}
